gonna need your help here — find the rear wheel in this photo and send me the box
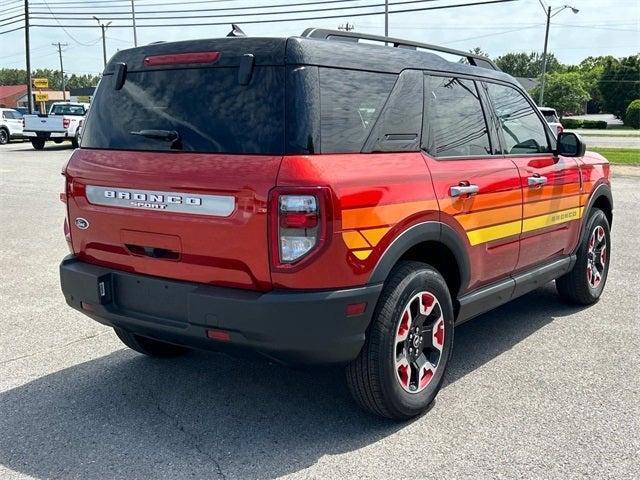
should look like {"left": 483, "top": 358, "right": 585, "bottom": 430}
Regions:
{"left": 556, "top": 208, "right": 611, "bottom": 305}
{"left": 114, "top": 327, "right": 189, "bottom": 358}
{"left": 0, "top": 128, "right": 8, "bottom": 145}
{"left": 30, "top": 138, "right": 45, "bottom": 150}
{"left": 346, "top": 261, "right": 454, "bottom": 420}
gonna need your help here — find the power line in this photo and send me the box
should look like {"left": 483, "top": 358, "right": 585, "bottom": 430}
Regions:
{"left": 29, "top": 0, "right": 439, "bottom": 16}
{"left": 29, "top": 0, "right": 518, "bottom": 28}
{"left": 37, "top": 0, "right": 106, "bottom": 45}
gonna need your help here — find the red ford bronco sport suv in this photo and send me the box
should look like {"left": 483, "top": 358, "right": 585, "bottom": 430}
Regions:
{"left": 59, "top": 29, "right": 613, "bottom": 419}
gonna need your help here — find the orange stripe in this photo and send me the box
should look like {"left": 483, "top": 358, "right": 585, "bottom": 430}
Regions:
{"left": 440, "top": 190, "right": 521, "bottom": 215}
{"left": 524, "top": 194, "right": 581, "bottom": 218}
{"left": 342, "top": 199, "right": 438, "bottom": 230}
{"left": 455, "top": 204, "right": 522, "bottom": 230}
{"left": 524, "top": 182, "right": 581, "bottom": 202}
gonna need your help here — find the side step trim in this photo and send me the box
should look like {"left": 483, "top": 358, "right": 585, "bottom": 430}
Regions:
{"left": 456, "top": 255, "right": 576, "bottom": 324}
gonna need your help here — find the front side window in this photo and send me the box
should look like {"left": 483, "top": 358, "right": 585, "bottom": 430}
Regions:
{"left": 486, "top": 83, "right": 551, "bottom": 155}
{"left": 319, "top": 68, "right": 396, "bottom": 153}
{"left": 423, "top": 76, "right": 492, "bottom": 158}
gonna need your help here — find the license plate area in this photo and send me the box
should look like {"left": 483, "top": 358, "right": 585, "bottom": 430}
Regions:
{"left": 113, "top": 273, "right": 189, "bottom": 324}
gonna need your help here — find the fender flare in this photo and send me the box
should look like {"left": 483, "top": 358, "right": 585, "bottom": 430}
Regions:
{"left": 576, "top": 182, "right": 613, "bottom": 253}
{"left": 369, "top": 221, "right": 471, "bottom": 294}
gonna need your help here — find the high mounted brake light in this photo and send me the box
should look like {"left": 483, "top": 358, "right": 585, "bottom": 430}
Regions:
{"left": 269, "top": 187, "right": 332, "bottom": 272}
{"left": 143, "top": 51, "right": 220, "bottom": 66}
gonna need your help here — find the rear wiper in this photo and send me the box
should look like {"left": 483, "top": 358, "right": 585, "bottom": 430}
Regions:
{"left": 130, "top": 129, "right": 179, "bottom": 141}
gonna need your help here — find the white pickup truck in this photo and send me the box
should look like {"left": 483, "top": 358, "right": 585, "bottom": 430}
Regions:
{"left": 23, "top": 102, "right": 89, "bottom": 150}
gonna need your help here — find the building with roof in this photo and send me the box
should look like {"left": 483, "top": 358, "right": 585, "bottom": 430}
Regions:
{"left": 0, "top": 85, "right": 28, "bottom": 108}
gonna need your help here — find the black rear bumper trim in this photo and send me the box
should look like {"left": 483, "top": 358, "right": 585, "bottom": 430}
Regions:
{"left": 60, "top": 255, "right": 382, "bottom": 365}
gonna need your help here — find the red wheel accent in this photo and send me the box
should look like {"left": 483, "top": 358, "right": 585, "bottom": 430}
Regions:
{"left": 433, "top": 318, "right": 444, "bottom": 350}
{"left": 397, "top": 311, "right": 410, "bottom": 339}
{"left": 587, "top": 225, "right": 607, "bottom": 289}
{"left": 394, "top": 291, "right": 445, "bottom": 394}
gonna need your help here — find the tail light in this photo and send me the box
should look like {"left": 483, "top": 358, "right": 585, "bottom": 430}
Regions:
{"left": 269, "top": 187, "right": 332, "bottom": 271}
{"left": 557, "top": 125, "right": 564, "bottom": 135}
{"left": 63, "top": 118, "right": 70, "bottom": 129}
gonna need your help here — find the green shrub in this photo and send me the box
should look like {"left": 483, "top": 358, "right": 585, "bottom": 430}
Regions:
{"left": 625, "top": 99, "right": 640, "bottom": 129}
{"left": 560, "top": 119, "right": 608, "bottom": 129}
{"left": 582, "top": 120, "right": 608, "bottom": 129}
{"left": 561, "top": 119, "right": 583, "bottom": 129}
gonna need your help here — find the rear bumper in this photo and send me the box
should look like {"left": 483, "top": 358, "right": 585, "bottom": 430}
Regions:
{"left": 60, "top": 255, "right": 382, "bottom": 365}
{"left": 23, "top": 131, "right": 67, "bottom": 138}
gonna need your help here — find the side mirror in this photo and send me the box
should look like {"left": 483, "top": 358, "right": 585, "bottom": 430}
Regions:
{"left": 556, "top": 132, "right": 586, "bottom": 157}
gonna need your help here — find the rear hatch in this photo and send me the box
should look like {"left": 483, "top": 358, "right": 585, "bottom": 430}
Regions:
{"left": 65, "top": 38, "right": 287, "bottom": 291}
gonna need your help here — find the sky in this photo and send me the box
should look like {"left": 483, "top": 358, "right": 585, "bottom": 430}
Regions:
{"left": 0, "top": 0, "right": 639, "bottom": 77}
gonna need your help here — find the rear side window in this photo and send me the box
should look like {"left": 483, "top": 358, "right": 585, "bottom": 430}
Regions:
{"left": 319, "top": 68, "right": 396, "bottom": 153}
{"left": 81, "top": 66, "right": 284, "bottom": 154}
{"left": 423, "top": 76, "right": 492, "bottom": 157}
{"left": 485, "top": 83, "right": 551, "bottom": 155}
{"left": 3, "top": 110, "right": 20, "bottom": 119}
{"left": 51, "top": 104, "right": 86, "bottom": 115}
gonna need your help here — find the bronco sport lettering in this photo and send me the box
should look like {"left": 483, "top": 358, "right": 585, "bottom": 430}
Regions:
{"left": 59, "top": 28, "right": 613, "bottom": 420}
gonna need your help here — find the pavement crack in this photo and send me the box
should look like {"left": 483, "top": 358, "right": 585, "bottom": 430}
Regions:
{"left": 152, "top": 396, "right": 227, "bottom": 480}
{"left": 0, "top": 331, "right": 110, "bottom": 365}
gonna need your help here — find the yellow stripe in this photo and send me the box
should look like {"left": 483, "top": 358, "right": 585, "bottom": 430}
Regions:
{"left": 466, "top": 220, "right": 522, "bottom": 246}
{"left": 352, "top": 250, "right": 372, "bottom": 260}
{"left": 466, "top": 207, "right": 583, "bottom": 246}
{"left": 522, "top": 207, "right": 582, "bottom": 233}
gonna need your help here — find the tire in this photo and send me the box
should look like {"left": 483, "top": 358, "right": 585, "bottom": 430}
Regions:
{"left": 346, "top": 261, "right": 454, "bottom": 420}
{"left": 30, "top": 138, "right": 45, "bottom": 150}
{"left": 114, "top": 327, "right": 189, "bottom": 358}
{"left": 53, "top": 139, "right": 63, "bottom": 144}
{"left": 556, "top": 208, "right": 611, "bottom": 305}
{"left": 0, "top": 128, "right": 8, "bottom": 145}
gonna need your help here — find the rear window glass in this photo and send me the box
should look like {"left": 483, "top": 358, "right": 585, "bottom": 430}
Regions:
{"left": 319, "top": 68, "right": 396, "bottom": 153}
{"left": 51, "top": 104, "right": 86, "bottom": 115}
{"left": 81, "top": 66, "right": 284, "bottom": 154}
{"left": 541, "top": 110, "right": 559, "bottom": 123}
{"left": 424, "top": 76, "right": 492, "bottom": 157}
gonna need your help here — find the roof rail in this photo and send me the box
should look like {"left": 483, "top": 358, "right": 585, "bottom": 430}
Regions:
{"left": 300, "top": 28, "right": 499, "bottom": 71}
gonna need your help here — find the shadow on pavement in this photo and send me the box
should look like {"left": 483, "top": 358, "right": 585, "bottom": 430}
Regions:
{"left": 0, "top": 284, "right": 584, "bottom": 479}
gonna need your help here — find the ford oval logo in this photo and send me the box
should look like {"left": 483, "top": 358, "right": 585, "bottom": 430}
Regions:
{"left": 75, "top": 218, "right": 89, "bottom": 230}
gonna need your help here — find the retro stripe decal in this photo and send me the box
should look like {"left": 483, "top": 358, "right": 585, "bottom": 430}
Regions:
{"left": 341, "top": 192, "right": 584, "bottom": 259}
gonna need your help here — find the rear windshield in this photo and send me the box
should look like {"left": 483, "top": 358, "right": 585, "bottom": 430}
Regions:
{"left": 81, "top": 66, "right": 284, "bottom": 154}
{"left": 51, "top": 104, "right": 86, "bottom": 115}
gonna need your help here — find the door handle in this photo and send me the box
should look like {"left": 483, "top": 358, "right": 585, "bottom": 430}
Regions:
{"left": 449, "top": 184, "right": 479, "bottom": 197}
{"left": 527, "top": 175, "right": 548, "bottom": 187}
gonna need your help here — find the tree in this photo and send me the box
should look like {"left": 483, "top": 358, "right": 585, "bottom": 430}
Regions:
{"left": 625, "top": 99, "right": 640, "bottom": 129}
{"left": 598, "top": 55, "right": 640, "bottom": 119}
{"left": 495, "top": 52, "right": 563, "bottom": 77}
{"left": 0, "top": 68, "right": 100, "bottom": 90}
{"left": 530, "top": 72, "right": 590, "bottom": 116}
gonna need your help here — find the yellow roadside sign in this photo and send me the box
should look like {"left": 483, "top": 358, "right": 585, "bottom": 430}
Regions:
{"left": 33, "top": 78, "right": 49, "bottom": 89}
{"left": 35, "top": 92, "right": 49, "bottom": 102}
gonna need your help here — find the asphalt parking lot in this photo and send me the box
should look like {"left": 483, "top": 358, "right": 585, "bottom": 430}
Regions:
{"left": 1, "top": 142, "right": 638, "bottom": 480}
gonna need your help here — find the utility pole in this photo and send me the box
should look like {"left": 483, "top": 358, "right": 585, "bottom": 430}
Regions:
{"left": 384, "top": 0, "right": 389, "bottom": 37}
{"left": 52, "top": 42, "right": 68, "bottom": 101}
{"left": 538, "top": 1, "right": 579, "bottom": 106}
{"left": 24, "top": 0, "right": 34, "bottom": 114}
{"left": 131, "top": 0, "right": 138, "bottom": 47}
{"left": 93, "top": 16, "right": 112, "bottom": 68}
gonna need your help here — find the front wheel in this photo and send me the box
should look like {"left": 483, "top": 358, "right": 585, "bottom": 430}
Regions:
{"left": 114, "top": 327, "right": 189, "bottom": 358}
{"left": 346, "top": 261, "right": 454, "bottom": 420}
{"left": 30, "top": 138, "right": 45, "bottom": 150}
{"left": 0, "top": 128, "right": 9, "bottom": 145}
{"left": 556, "top": 208, "right": 611, "bottom": 305}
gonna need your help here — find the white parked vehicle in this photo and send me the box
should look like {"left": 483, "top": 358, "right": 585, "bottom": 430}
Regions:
{"left": 539, "top": 107, "right": 563, "bottom": 137}
{"left": 0, "top": 108, "right": 24, "bottom": 145}
{"left": 23, "top": 102, "right": 89, "bottom": 150}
